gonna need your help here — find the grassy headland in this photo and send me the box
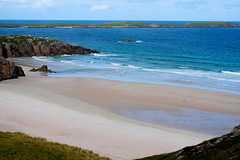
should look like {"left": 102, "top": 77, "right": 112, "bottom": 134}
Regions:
{"left": 0, "top": 22, "right": 239, "bottom": 28}
{"left": 0, "top": 131, "right": 110, "bottom": 160}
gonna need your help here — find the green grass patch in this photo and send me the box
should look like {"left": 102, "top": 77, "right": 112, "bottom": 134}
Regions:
{"left": 184, "top": 22, "right": 236, "bottom": 27}
{"left": 0, "top": 131, "right": 110, "bottom": 160}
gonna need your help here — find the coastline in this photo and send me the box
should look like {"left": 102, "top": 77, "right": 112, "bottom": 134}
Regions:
{"left": 1, "top": 65, "right": 239, "bottom": 159}
{"left": 0, "top": 21, "right": 240, "bottom": 28}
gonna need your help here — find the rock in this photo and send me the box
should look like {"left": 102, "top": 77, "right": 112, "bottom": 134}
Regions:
{"left": 0, "top": 35, "right": 100, "bottom": 58}
{"left": 0, "top": 57, "right": 25, "bottom": 81}
{"left": 30, "top": 65, "right": 56, "bottom": 73}
{"left": 120, "top": 40, "right": 136, "bottom": 42}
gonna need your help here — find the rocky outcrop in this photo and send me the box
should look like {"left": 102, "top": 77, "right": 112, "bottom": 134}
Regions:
{"left": 0, "top": 57, "right": 25, "bottom": 81}
{"left": 30, "top": 65, "right": 56, "bottom": 73}
{"left": 120, "top": 40, "right": 136, "bottom": 43}
{"left": 0, "top": 35, "right": 100, "bottom": 58}
{"left": 139, "top": 125, "right": 240, "bottom": 160}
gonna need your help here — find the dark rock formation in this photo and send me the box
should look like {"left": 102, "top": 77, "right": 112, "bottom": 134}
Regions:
{"left": 138, "top": 125, "right": 240, "bottom": 160}
{"left": 120, "top": 40, "right": 136, "bottom": 43}
{"left": 0, "top": 35, "right": 100, "bottom": 58}
{"left": 0, "top": 57, "right": 25, "bottom": 81}
{"left": 30, "top": 65, "right": 56, "bottom": 73}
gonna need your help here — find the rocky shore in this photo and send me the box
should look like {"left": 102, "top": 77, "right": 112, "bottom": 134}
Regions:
{"left": 0, "top": 57, "right": 25, "bottom": 81}
{"left": 0, "top": 35, "right": 100, "bottom": 81}
{"left": 0, "top": 35, "right": 99, "bottom": 58}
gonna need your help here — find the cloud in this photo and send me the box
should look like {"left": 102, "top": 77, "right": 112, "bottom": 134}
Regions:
{"left": 1, "top": 0, "right": 55, "bottom": 9}
{"left": 31, "top": 0, "right": 55, "bottom": 9}
{"left": 90, "top": 4, "right": 109, "bottom": 11}
{"left": 176, "top": 0, "right": 206, "bottom": 9}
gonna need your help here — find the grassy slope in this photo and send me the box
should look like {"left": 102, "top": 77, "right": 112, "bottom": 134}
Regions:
{"left": 0, "top": 131, "right": 110, "bottom": 160}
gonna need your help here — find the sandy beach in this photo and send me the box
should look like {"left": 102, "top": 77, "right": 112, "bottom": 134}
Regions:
{"left": 1, "top": 66, "right": 240, "bottom": 159}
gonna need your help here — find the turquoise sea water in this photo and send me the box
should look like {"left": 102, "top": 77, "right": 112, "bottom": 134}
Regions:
{"left": 2, "top": 27, "right": 240, "bottom": 95}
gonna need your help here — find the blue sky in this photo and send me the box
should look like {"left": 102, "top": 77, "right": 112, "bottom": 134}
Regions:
{"left": 0, "top": 0, "right": 239, "bottom": 21}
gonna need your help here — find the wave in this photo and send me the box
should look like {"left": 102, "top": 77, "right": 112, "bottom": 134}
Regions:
{"left": 61, "top": 54, "right": 72, "bottom": 57}
{"left": 92, "top": 53, "right": 118, "bottom": 57}
{"left": 178, "top": 67, "right": 188, "bottom": 69}
{"left": 222, "top": 71, "right": 240, "bottom": 76}
{"left": 60, "top": 60, "right": 75, "bottom": 65}
{"left": 118, "top": 40, "right": 142, "bottom": 43}
{"left": 32, "top": 56, "right": 53, "bottom": 62}
{"left": 142, "top": 68, "right": 159, "bottom": 72}
{"left": 111, "top": 63, "right": 121, "bottom": 66}
{"left": 127, "top": 65, "right": 141, "bottom": 69}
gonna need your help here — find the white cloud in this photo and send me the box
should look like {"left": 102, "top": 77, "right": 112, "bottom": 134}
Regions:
{"left": 90, "top": 4, "right": 109, "bottom": 11}
{"left": 31, "top": 0, "right": 55, "bottom": 9}
{"left": 1, "top": 0, "right": 55, "bottom": 9}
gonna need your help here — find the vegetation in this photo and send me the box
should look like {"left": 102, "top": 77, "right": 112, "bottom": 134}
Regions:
{"left": 0, "top": 22, "right": 239, "bottom": 28}
{"left": 0, "top": 35, "right": 59, "bottom": 47}
{"left": 184, "top": 22, "right": 237, "bottom": 27}
{"left": 0, "top": 131, "right": 110, "bottom": 160}
{"left": 137, "top": 125, "right": 240, "bottom": 160}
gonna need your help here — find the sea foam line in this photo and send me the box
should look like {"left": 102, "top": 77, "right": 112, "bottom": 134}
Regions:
{"left": 222, "top": 71, "right": 240, "bottom": 76}
{"left": 32, "top": 56, "right": 53, "bottom": 62}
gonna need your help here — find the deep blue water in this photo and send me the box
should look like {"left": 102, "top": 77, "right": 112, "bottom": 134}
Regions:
{"left": 1, "top": 20, "right": 240, "bottom": 25}
{"left": 1, "top": 27, "right": 240, "bottom": 95}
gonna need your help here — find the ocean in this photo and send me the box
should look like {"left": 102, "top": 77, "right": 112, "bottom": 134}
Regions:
{"left": 1, "top": 25, "right": 240, "bottom": 95}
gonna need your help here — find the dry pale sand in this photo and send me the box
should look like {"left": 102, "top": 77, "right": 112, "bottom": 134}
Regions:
{"left": 0, "top": 66, "right": 239, "bottom": 159}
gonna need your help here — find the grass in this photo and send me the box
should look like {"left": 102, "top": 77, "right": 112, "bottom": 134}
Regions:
{"left": 184, "top": 22, "right": 236, "bottom": 27}
{"left": 0, "top": 131, "right": 110, "bottom": 160}
{"left": 0, "top": 35, "right": 59, "bottom": 47}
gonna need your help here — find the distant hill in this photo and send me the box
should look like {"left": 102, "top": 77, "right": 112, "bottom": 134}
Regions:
{"left": 0, "top": 22, "right": 239, "bottom": 28}
{"left": 137, "top": 125, "right": 240, "bottom": 160}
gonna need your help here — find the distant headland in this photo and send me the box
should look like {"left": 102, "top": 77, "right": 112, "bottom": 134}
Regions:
{"left": 0, "top": 22, "right": 239, "bottom": 28}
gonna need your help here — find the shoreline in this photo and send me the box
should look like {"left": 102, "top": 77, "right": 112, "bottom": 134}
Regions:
{"left": 10, "top": 58, "right": 240, "bottom": 96}
{"left": 1, "top": 65, "right": 240, "bottom": 159}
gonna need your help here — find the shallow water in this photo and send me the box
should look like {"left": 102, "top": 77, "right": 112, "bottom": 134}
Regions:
{"left": 117, "top": 108, "right": 240, "bottom": 136}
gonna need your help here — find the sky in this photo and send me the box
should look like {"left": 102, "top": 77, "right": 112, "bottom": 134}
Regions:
{"left": 0, "top": 0, "right": 239, "bottom": 21}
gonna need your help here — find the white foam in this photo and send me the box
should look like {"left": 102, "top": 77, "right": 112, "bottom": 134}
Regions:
{"left": 136, "top": 41, "right": 142, "bottom": 43}
{"left": 32, "top": 56, "right": 53, "bottom": 62}
{"left": 60, "top": 60, "right": 75, "bottom": 65}
{"left": 178, "top": 67, "right": 188, "bottom": 69}
{"left": 222, "top": 71, "right": 240, "bottom": 76}
{"left": 61, "top": 54, "right": 72, "bottom": 57}
{"left": 127, "top": 65, "right": 141, "bottom": 69}
{"left": 142, "top": 68, "right": 159, "bottom": 72}
{"left": 90, "top": 61, "right": 95, "bottom": 64}
{"left": 92, "top": 53, "right": 108, "bottom": 57}
{"left": 111, "top": 63, "right": 121, "bottom": 66}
